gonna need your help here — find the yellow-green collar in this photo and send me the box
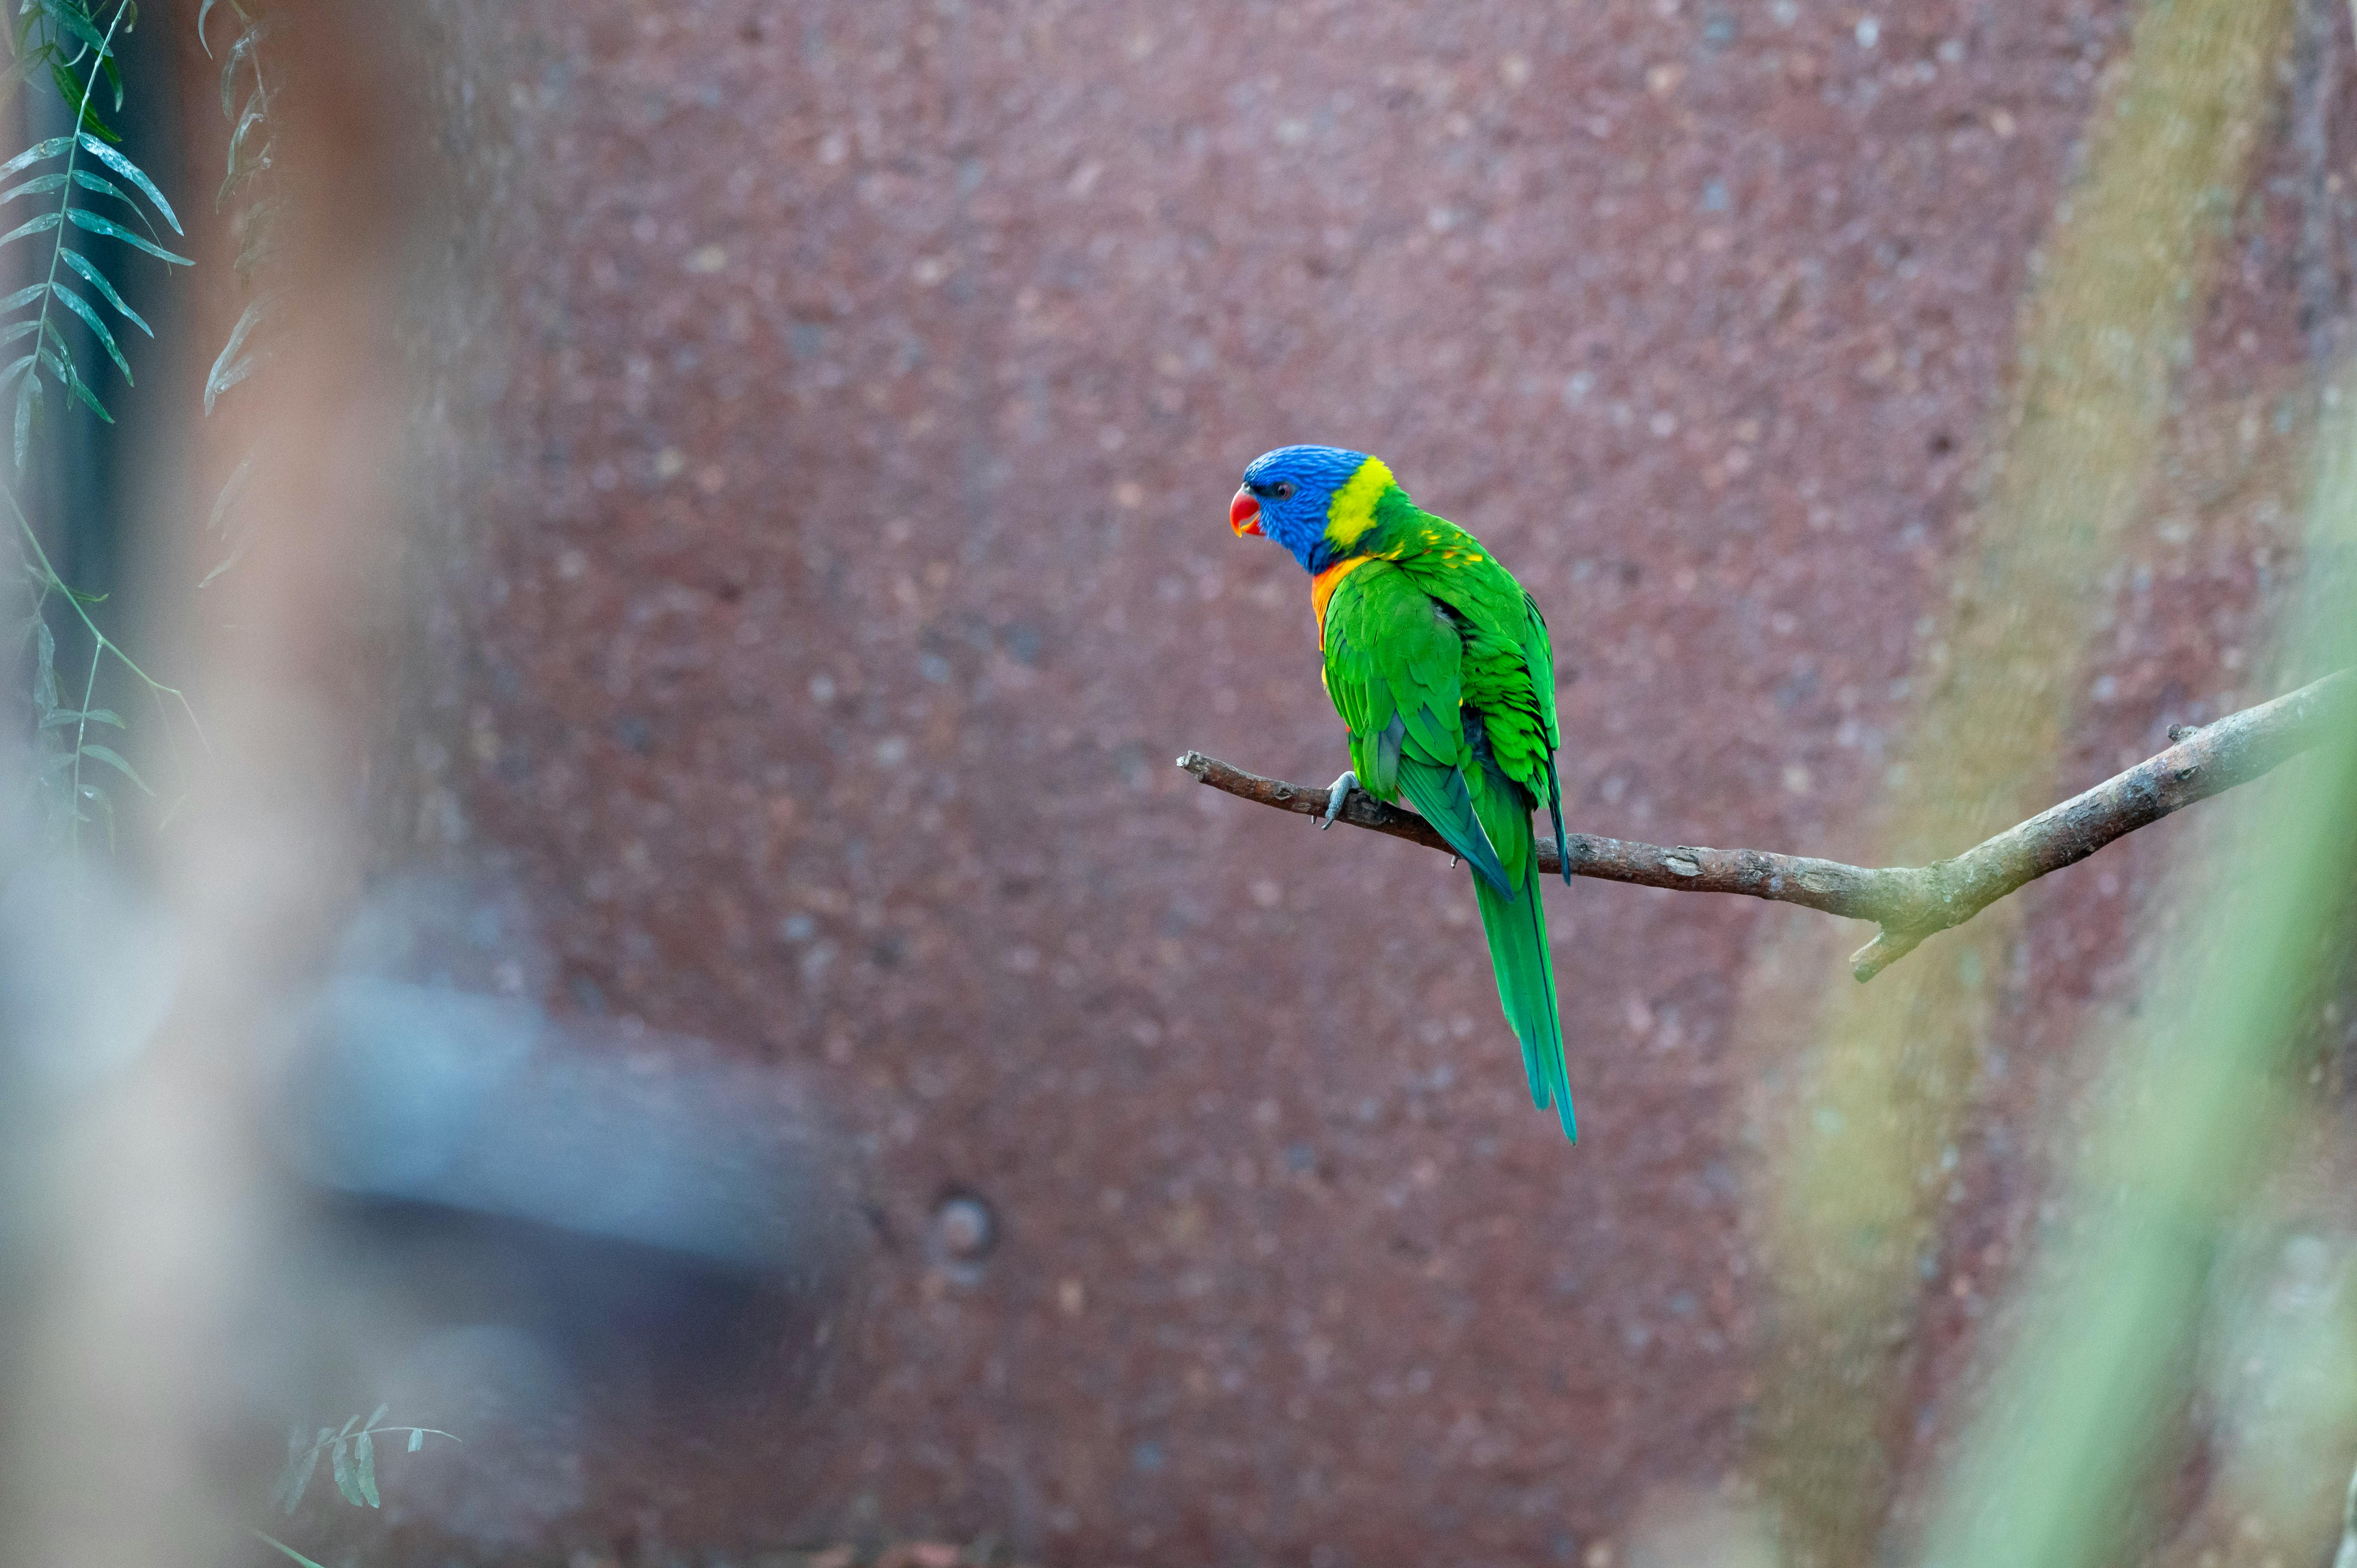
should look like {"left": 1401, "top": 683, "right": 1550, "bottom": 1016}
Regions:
{"left": 1321, "top": 456, "right": 1394, "bottom": 552}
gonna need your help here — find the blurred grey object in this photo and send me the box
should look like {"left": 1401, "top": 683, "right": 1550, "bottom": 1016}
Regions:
{"left": 290, "top": 975, "right": 825, "bottom": 1273}
{"left": 273, "top": 870, "right": 866, "bottom": 1395}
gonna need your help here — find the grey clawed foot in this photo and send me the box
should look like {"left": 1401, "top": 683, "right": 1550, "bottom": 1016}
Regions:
{"left": 1321, "top": 770, "right": 1358, "bottom": 829}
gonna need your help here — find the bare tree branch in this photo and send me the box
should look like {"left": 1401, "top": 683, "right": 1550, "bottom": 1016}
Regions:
{"left": 1177, "top": 667, "right": 2357, "bottom": 983}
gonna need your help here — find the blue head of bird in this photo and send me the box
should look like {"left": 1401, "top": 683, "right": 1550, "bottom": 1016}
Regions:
{"left": 1228, "top": 444, "right": 1393, "bottom": 575}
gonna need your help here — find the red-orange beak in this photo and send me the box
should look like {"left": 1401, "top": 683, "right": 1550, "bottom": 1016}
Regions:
{"left": 1229, "top": 485, "right": 1263, "bottom": 537}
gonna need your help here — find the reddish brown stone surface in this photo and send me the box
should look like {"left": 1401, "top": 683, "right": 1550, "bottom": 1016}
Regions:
{"left": 348, "top": 0, "right": 2349, "bottom": 1562}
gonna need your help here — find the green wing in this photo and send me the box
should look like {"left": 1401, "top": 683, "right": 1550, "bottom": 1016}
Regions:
{"left": 1518, "top": 592, "right": 1570, "bottom": 881}
{"left": 1323, "top": 534, "right": 1576, "bottom": 1141}
{"left": 1393, "top": 521, "right": 1569, "bottom": 886}
{"left": 1322, "top": 562, "right": 1514, "bottom": 895}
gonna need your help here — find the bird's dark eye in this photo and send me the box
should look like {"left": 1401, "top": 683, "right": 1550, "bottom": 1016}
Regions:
{"left": 1271, "top": 480, "right": 1297, "bottom": 501}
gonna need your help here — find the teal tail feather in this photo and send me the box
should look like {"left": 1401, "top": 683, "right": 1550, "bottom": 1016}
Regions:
{"left": 1397, "top": 756, "right": 1512, "bottom": 897}
{"left": 1474, "top": 855, "right": 1575, "bottom": 1141}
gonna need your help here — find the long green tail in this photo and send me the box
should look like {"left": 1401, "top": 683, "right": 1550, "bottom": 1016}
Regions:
{"left": 1398, "top": 753, "right": 1574, "bottom": 1139}
{"left": 1474, "top": 848, "right": 1575, "bottom": 1141}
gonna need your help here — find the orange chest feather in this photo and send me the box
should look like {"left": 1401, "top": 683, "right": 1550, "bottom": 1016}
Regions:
{"left": 1309, "top": 556, "right": 1372, "bottom": 648}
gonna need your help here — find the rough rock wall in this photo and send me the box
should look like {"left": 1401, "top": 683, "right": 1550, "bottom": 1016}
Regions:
{"left": 353, "top": 0, "right": 2352, "bottom": 1562}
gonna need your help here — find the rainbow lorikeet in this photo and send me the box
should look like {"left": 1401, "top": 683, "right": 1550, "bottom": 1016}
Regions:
{"left": 1228, "top": 445, "right": 1576, "bottom": 1141}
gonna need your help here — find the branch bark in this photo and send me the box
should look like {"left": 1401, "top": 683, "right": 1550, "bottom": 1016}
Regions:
{"left": 1177, "top": 667, "right": 2357, "bottom": 983}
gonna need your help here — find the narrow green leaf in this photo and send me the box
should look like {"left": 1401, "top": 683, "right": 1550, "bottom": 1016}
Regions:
{"left": 0, "top": 210, "right": 62, "bottom": 247}
{"left": 286, "top": 1426, "right": 331, "bottom": 1510}
{"left": 197, "top": 0, "right": 217, "bottom": 55}
{"left": 48, "top": 3, "right": 111, "bottom": 58}
{"left": 197, "top": 532, "right": 246, "bottom": 586}
{"left": 205, "top": 293, "right": 269, "bottom": 411}
{"left": 39, "top": 706, "right": 122, "bottom": 728}
{"left": 65, "top": 371, "right": 108, "bottom": 420}
{"left": 0, "top": 321, "right": 35, "bottom": 345}
{"left": 46, "top": 58, "right": 114, "bottom": 142}
{"left": 224, "top": 86, "right": 265, "bottom": 188}
{"left": 49, "top": 281, "right": 130, "bottom": 381}
{"left": 221, "top": 30, "right": 246, "bottom": 116}
{"left": 329, "top": 1437, "right": 360, "bottom": 1506}
{"left": 64, "top": 206, "right": 188, "bottom": 263}
{"left": 0, "top": 135, "right": 71, "bottom": 181}
{"left": 338, "top": 1411, "right": 365, "bottom": 1437}
{"left": 218, "top": 146, "right": 266, "bottom": 210}
{"left": 50, "top": 351, "right": 108, "bottom": 421}
{"left": 46, "top": 2, "right": 113, "bottom": 46}
{"left": 58, "top": 249, "right": 146, "bottom": 333}
{"left": 234, "top": 201, "right": 280, "bottom": 277}
{"left": 366, "top": 1402, "right": 391, "bottom": 1428}
{"left": 209, "top": 353, "right": 258, "bottom": 404}
{"left": 219, "top": 130, "right": 273, "bottom": 210}
{"left": 255, "top": 1532, "right": 329, "bottom": 1568}
{"left": 0, "top": 351, "right": 37, "bottom": 388}
{"left": 355, "top": 1430, "right": 378, "bottom": 1507}
{"left": 77, "top": 133, "right": 178, "bottom": 233}
{"left": 406, "top": 1428, "right": 424, "bottom": 1453}
{"left": 270, "top": 1427, "right": 304, "bottom": 1513}
{"left": 207, "top": 443, "right": 256, "bottom": 532}
{"left": 48, "top": 43, "right": 122, "bottom": 142}
{"left": 72, "top": 169, "right": 159, "bottom": 237}
{"left": 76, "top": 745, "right": 147, "bottom": 793}
{"left": 284, "top": 1446, "right": 318, "bottom": 1512}
{"left": 0, "top": 171, "right": 67, "bottom": 203}
{"left": 221, "top": 20, "right": 270, "bottom": 117}
{"left": 0, "top": 281, "right": 46, "bottom": 313}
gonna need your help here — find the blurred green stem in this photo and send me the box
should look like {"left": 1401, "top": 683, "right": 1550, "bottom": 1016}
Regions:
{"left": 4, "top": 479, "right": 207, "bottom": 751}
{"left": 1919, "top": 379, "right": 2357, "bottom": 1566}
{"left": 1747, "top": 1, "right": 2297, "bottom": 1561}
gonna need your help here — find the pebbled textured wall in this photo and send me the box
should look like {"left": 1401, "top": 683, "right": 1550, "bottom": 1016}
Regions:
{"left": 355, "top": 0, "right": 2349, "bottom": 1562}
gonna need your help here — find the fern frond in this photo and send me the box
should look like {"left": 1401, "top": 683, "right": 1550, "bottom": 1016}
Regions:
{"left": 0, "top": 0, "right": 176, "bottom": 474}
{"left": 0, "top": 0, "right": 201, "bottom": 855}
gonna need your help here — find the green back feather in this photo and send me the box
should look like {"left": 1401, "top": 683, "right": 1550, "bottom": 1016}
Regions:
{"left": 1318, "top": 493, "right": 1575, "bottom": 1140}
